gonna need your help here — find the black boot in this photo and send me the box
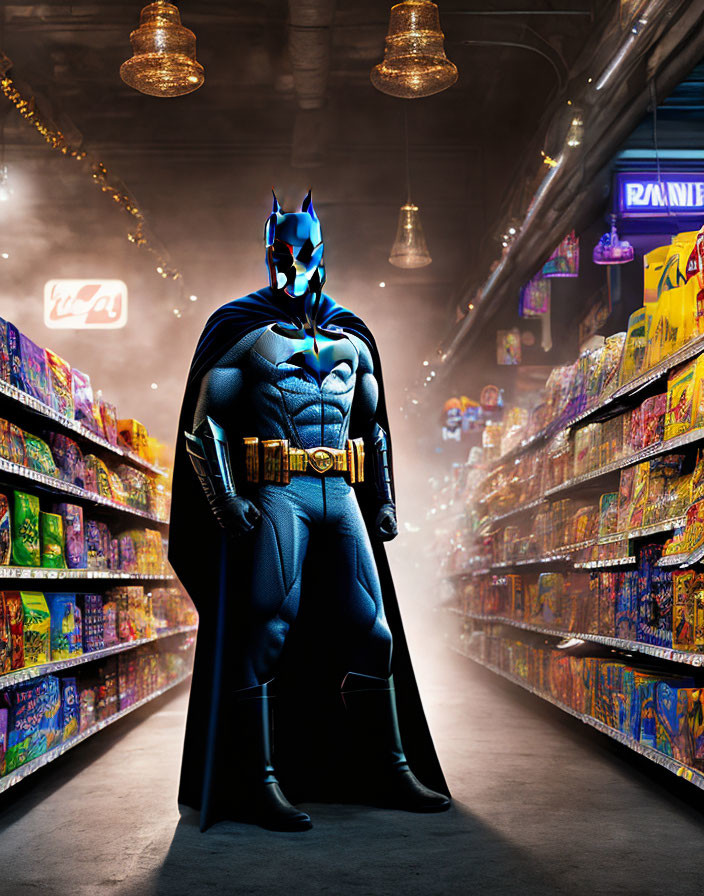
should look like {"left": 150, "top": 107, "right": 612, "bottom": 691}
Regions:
{"left": 341, "top": 673, "right": 451, "bottom": 813}
{"left": 235, "top": 681, "right": 312, "bottom": 832}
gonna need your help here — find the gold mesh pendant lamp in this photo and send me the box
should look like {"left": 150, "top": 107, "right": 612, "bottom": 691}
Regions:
{"left": 120, "top": 1, "right": 204, "bottom": 97}
{"left": 372, "top": 0, "right": 457, "bottom": 99}
{"left": 389, "top": 112, "right": 432, "bottom": 268}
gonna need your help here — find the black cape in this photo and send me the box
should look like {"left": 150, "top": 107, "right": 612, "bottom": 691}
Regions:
{"left": 169, "top": 287, "right": 449, "bottom": 830}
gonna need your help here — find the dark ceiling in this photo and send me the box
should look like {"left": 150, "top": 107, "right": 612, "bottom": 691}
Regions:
{"left": 0, "top": 0, "right": 612, "bottom": 443}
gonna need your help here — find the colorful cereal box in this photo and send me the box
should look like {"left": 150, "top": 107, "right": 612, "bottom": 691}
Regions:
{"left": 665, "top": 360, "right": 697, "bottom": 440}
{"left": 673, "top": 571, "right": 697, "bottom": 651}
{"left": 11, "top": 491, "right": 40, "bottom": 568}
{"left": 655, "top": 683, "right": 694, "bottom": 762}
{"left": 0, "top": 592, "right": 10, "bottom": 674}
{"left": 98, "top": 397, "right": 118, "bottom": 446}
{"left": 6, "top": 321, "right": 25, "bottom": 392}
{"left": 76, "top": 594, "right": 104, "bottom": 653}
{"left": 49, "top": 434, "right": 85, "bottom": 488}
{"left": 0, "top": 318, "right": 10, "bottom": 382}
{"left": 72, "top": 368, "right": 104, "bottom": 436}
{"left": 19, "top": 334, "right": 52, "bottom": 406}
{"left": 85, "top": 520, "right": 108, "bottom": 570}
{"left": 4, "top": 679, "right": 48, "bottom": 771}
{"left": 60, "top": 677, "right": 80, "bottom": 741}
{"left": 45, "top": 593, "right": 82, "bottom": 660}
{"left": 117, "top": 418, "right": 149, "bottom": 458}
{"left": 0, "top": 707, "right": 7, "bottom": 775}
{"left": 598, "top": 492, "right": 619, "bottom": 539}
{"left": 39, "top": 675, "right": 62, "bottom": 750}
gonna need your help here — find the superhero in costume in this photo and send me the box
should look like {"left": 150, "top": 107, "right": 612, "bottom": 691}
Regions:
{"left": 169, "top": 192, "right": 450, "bottom": 832}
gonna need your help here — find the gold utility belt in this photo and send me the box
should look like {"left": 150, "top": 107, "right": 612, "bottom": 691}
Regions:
{"left": 243, "top": 437, "right": 365, "bottom": 485}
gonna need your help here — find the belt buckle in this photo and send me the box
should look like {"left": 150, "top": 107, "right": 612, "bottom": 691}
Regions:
{"left": 307, "top": 447, "right": 334, "bottom": 474}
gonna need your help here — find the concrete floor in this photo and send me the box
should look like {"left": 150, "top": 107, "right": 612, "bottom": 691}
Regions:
{"left": 1, "top": 645, "right": 704, "bottom": 896}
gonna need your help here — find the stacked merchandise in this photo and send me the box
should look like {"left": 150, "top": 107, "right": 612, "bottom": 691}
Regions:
{"left": 0, "top": 638, "right": 195, "bottom": 777}
{"left": 458, "top": 628, "right": 704, "bottom": 772}
{"left": 0, "top": 321, "right": 196, "bottom": 794}
{"left": 0, "top": 587, "right": 196, "bottom": 672}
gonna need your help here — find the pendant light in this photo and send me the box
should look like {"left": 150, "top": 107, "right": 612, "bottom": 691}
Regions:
{"left": 372, "top": 0, "right": 457, "bottom": 99}
{"left": 120, "top": 1, "right": 204, "bottom": 98}
{"left": 389, "top": 112, "right": 432, "bottom": 268}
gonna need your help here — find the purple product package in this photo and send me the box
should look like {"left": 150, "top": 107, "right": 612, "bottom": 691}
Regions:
{"left": 119, "top": 533, "right": 137, "bottom": 573}
{"left": 60, "top": 677, "right": 80, "bottom": 741}
{"left": 19, "top": 334, "right": 52, "bottom": 407}
{"left": 98, "top": 522, "right": 111, "bottom": 568}
{"left": 6, "top": 322, "right": 25, "bottom": 392}
{"left": 0, "top": 706, "right": 7, "bottom": 775}
{"left": 48, "top": 434, "right": 85, "bottom": 489}
{"left": 76, "top": 594, "right": 104, "bottom": 652}
{"left": 110, "top": 538, "right": 120, "bottom": 571}
{"left": 85, "top": 520, "right": 108, "bottom": 570}
{"left": 0, "top": 318, "right": 10, "bottom": 382}
{"left": 53, "top": 503, "right": 87, "bottom": 569}
{"left": 72, "top": 369, "right": 104, "bottom": 436}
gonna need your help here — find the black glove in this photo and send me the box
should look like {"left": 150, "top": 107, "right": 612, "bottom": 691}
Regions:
{"left": 374, "top": 502, "right": 398, "bottom": 542}
{"left": 211, "top": 493, "right": 261, "bottom": 535}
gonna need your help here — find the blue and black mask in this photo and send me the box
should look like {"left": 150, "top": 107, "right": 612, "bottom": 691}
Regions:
{"left": 265, "top": 191, "right": 326, "bottom": 299}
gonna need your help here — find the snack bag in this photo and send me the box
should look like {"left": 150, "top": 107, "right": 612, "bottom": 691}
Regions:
{"left": 85, "top": 455, "right": 113, "bottom": 499}
{"left": 102, "top": 595, "right": 119, "bottom": 647}
{"left": 98, "top": 396, "right": 118, "bottom": 445}
{"left": 79, "top": 686, "right": 96, "bottom": 733}
{"left": 48, "top": 434, "right": 85, "bottom": 488}
{"left": 598, "top": 492, "right": 619, "bottom": 539}
{"left": 60, "top": 677, "right": 80, "bottom": 741}
{"left": 0, "top": 493, "right": 11, "bottom": 565}
{"left": 44, "top": 349, "right": 74, "bottom": 418}
{"left": 72, "top": 368, "right": 104, "bottom": 435}
{"left": 107, "top": 470, "right": 128, "bottom": 505}
{"left": 40, "top": 512, "right": 66, "bottom": 569}
{"left": 5, "top": 679, "right": 48, "bottom": 771}
{"left": 3, "top": 592, "right": 24, "bottom": 669}
{"left": 54, "top": 503, "right": 86, "bottom": 569}
{"left": 19, "top": 334, "right": 52, "bottom": 406}
{"left": 6, "top": 321, "right": 26, "bottom": 392}
{"left": 20, "top": 591, "right": 50, "bottom": 666}
{"left": 0, "top": 317, "right": 10, "bottom": 382}
{"left": 5, "top": 422, "right": 26, "bottom": 465}
{"left": 23, "top": 433, "right": 58, "bottom": 478}
{"left": 40, "top": 675, "right": 62, "bottom": 750}
{"left": 619, "top": 308, "right": 647, "bottom": 385}
{"left": 45, "top": 593, "right": 81, "bottom": 659}
{"left": 11, "top": 491, "right": 40, "bottom": 567}
{"left": 673, "top": 571, "right": 697, "bottom": 651}
{"left": 641, "top": 394, "right": 667, "bottom": 447}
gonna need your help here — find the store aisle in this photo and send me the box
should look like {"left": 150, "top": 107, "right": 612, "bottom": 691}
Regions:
{"left": 1, "top": 645, "right": 704, "bottom": 896}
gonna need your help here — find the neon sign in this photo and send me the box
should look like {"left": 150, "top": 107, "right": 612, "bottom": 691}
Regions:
{"left": 618, "top": 172, "right": 704, "bottom": 217}
{"left": 44, "top": 280, "right": 128, "bottom": 329}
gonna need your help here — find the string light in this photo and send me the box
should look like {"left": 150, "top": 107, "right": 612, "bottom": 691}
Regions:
{"left": 541, "top": 152, "right": 559, "bottom": 168}
{"left": 1, "top": 252, "right": 8, "bottom": 260}
{"left": 189, "top": 294, "right": 198, "bottom": 302}
{"left": 150, "top": 382, "right": 159, "bottom": 390}
{"left": 0, "top": 73, "right": 186, "bottom": 288}
{"left": 379, "top": 281, "right": 386, "bottom": 288}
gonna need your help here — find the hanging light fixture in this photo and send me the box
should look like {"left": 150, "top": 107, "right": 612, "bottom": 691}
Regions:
{"left": 372, "top": 0, "right": 458, "bottom": 99}
{"left": 389, "top": 111, "right": 432, "bottom": 268}
{"left": 593, "top": 214, "right": 634, "bottom": 265}
{"left": 120, "top": 1, "right": 204, "bottom": 98}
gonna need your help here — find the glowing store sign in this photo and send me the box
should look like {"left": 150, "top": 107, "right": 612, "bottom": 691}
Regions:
{"left": 618, "top": 172, "right": 704, "bottom": 217}
{"left": 44, "top": 280, "right": 128, "bottom": 329}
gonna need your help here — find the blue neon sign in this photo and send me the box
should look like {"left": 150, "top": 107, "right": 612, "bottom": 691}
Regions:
{"left": 617, "top": 171, "right": 704, "bottom": 217}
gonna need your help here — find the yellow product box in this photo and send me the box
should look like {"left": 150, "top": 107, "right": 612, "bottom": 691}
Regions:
{"left": 117, "top": 418, "right": 149, "bottom": 459}
{"left": 628, "top": 462, "right": 650, "bottom": 531}
{"left": 665, "top": 359, "right": 697, "bottom": 440}
{"left": 619, "top": 308, "right": 647, "bottom": 385}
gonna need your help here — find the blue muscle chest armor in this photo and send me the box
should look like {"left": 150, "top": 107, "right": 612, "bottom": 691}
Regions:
{"left": 249, "top": 322, "right": 360, "bottom": 450}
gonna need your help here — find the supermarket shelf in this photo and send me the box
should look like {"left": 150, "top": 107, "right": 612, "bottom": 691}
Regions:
{"left": 544, "top": 427, "right": 704, "bottom": 500}
{"left": 612, "top": 333, "right": 704, "bottom": 401}
{"left": 0, "top": 456, "right": 168, "bottom": 525}
{"left": 0, "top": 624, "right": 198, "bottom": 689}
{"left": 659, "top": 552, "right": 690, "bottom": 568}
{"left": 455, "top": 609, "right": 704, "bottom": 666}
{"left": 0, "top": 567, "right": 174, "bottom": 581}
{"left": 0, "top": 378, "right": 166, "bottom": 477}
{"left": 0, "top": 670, "right": 192, "bottom": 795}
{"left": 489, "top": 554, "right": 572, "bottom": 571}
{"left": 451, "top": 645, "right": 704, "bottom": 789}
{"left": 573, "top": 556, "right": 636, "bottom": 569}
{"left": 486, "top": 496, "right": 545, "bottom": 526}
